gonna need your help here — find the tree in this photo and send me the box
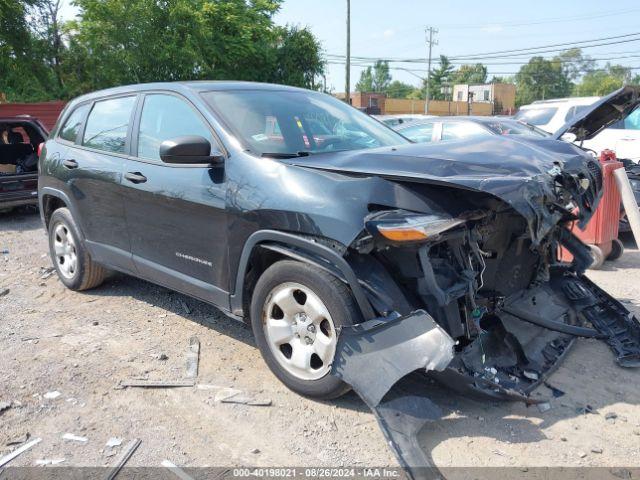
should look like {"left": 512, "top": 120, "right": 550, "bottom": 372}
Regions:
{"left": 0, "top": 0, "right": 60, "bottom": 101}
{"left": 355, "top": 67, "right": 374, "bottom": 92}
{"left": 430, "top": 55, "right": 455, "bottom": 100}
{"left": 1, "top": 0, "right": 326, "bottom": 101}
{"left": 515, "top": 56, "right": 572, "bottom": 106}
{"left": 554, "top": 48, "right": 595, "bottom": 82}
{"left": 574, "top": 64, "right": 632, "bottom": 97}
{"left": 270, "top": 25, "right": 324, "bottom": 89}
{"left": 451, "top": 63, "right": 488, "bottom": 85}
{"left": 355, "top": 60, "right": 391, "bottom": 92}
{"left": 384, "top": 80, "right": 415, "bottom": 99}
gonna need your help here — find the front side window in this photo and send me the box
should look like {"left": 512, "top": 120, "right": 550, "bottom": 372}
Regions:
{"left": 59, "top": 104, "right": 90, "bottom": 143}
{"left": 202, "top": 89, "right": 407, "bottom": 157}
{"left": 441, "top": 122, "right": 493, "bottom": 141}
{"left": 137, "top": 94, "right": 214, "bottom": 160}
{"left": 514, "top": 107, "right": 558, "bottom": 126}
{"left": 83, "top": 96, "right": 136, "bottom": 154}
{"left": 399, "top": 123, "right": 435, "bottom": 143}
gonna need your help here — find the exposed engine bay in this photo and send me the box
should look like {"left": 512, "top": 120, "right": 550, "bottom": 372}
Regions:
{"left": 329, "top": 163, "right": 640, "bottom": 477}
{"left": 341, "top": 177, "right": 640, "bottom": 402}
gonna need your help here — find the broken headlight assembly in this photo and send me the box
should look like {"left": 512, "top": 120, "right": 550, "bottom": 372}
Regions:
{"left": 366, "top": 209, "right": 481, "bottom": 244}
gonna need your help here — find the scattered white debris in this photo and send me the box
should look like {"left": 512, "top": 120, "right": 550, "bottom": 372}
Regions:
{"left": 0, "top": 437, "right": 42, "bottom": 467}
{"left": 35, "top": 458, "right": 65, "bottom": 466}
{"left": 106, "top": 437, "right": 122, "bottom": 448}
{"left": 62, "top": 433, "right": 88, "bottom": 443}
{"left": 537, "top": 402, "right": 552, "bottom": 413}
{"left": 161, "top": 459, "right": 196, "bottom": 480}
{"left": 44, "top": 391, "right": 61, "bottom": 400}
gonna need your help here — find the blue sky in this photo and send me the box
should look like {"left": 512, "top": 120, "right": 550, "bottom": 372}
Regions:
{"left": 60, "top": 1, "right": 640, "bottom": 91}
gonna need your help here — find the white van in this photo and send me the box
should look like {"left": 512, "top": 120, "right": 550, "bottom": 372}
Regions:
{"left": 516, "top": 96, "right": 640, "bottom": 162}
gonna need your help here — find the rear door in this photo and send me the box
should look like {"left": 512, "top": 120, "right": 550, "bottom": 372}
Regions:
{"left": 121, "top": 92, "right": 229, "bottom": 307}
{"left": 63, "top": 95, "right": 137, "bottom": 272}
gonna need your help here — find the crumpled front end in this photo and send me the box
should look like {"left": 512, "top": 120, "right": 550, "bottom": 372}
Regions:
{"left": 326, "top": 161, "right": 640, "bottom": 477}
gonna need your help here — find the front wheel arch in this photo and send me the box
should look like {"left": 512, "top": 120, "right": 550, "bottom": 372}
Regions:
{"left": 230, "top": 230, "right": 375, "bottom": 321}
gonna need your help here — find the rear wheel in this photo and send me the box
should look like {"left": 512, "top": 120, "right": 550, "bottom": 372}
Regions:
{"left": 48, "top": 208, "right": 107, "bottom": 291}
{"left": 250, "top": 260, "right": 360, "bottom": 400}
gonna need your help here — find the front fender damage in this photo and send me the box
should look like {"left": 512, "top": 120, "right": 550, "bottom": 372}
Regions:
{"left": 331, "top": 311, "right": 454, "bottom": 478}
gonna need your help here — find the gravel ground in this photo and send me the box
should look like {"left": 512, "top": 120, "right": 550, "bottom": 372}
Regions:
{"left": 1, "top": 207, "right": 639, "bottom": 473}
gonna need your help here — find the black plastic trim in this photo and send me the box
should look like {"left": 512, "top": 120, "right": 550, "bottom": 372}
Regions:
{"left": 230, "top": 230, "right": 375, "bottom": 320}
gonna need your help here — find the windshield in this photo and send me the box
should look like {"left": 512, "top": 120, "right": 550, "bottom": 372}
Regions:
{"left": 514, "top": 107, "right": 558, "bottom": 126}
{"left": 202, "top": 89, "right": 407, "bottom": 156}
{"left": 485, "top": 120, "right": 549, "bottom": 137}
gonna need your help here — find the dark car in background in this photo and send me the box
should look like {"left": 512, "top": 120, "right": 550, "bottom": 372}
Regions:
{"left": 0, "top": 115, "right": 48, "bottom": 211}
{"left": 395, "top": 115, "right": 548, "bottom": 143}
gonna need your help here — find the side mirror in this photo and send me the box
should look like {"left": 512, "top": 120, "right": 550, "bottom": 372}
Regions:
{"left": 159, "top": 135, "right": 224, "bottom": 165}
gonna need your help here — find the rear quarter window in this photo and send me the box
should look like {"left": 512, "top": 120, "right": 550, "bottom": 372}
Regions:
{"left": 59, "top": 104, "right": 90, "bottom": 143}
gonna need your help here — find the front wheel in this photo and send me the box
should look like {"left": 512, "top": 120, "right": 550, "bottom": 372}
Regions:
{"left": 250, "top": 260, "right": 361, "bottom": 400}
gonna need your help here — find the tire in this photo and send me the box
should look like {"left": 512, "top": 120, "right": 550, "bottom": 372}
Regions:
{"left": 48, "top": 208, "right": 107, "bottom": 291}
{"left": 588, "top": 244, "right": 605, "bottom": 270}
{"left": 250, "top": 260, "right": 361, "bottom": 400}
{"left": 607, "top": 238, "right": 624, "bottom": 261}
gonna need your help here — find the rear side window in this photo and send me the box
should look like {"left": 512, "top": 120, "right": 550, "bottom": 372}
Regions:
{"left": 137, "top": 94, "right": 214, "bottom": 160}
{"left": 83, "top": 96, "right": 136, "bottom": 153}
{"left": 514, "top": 107, "right": 558, "bottom": 126}
{"left": 59, "top": 104, "right": 89, "bottom": 142}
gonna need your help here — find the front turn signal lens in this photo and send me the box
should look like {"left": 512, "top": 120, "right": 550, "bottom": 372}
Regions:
{"left": 373, "top": 214, "right": 468, "bottom": 243}
{"left": 377, "top": 226, "right": 429, "bottom": 242}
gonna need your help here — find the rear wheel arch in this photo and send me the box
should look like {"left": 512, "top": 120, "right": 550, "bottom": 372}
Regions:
{"left": 42, "top": 194, "right": 67, "bottom": 229}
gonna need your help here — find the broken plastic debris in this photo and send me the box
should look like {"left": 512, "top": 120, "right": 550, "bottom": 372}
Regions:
{"left": 162, "top": 459, "right": 196, "bottom": 480}
{"left": 35, "top": 458, "right": 65, "bottom": 466}
{"left": 104, "top": 438, "right": 141, "bottom": 480}
{"left": 62, "top": 433, "right": 88, "bottom": 443}
{"left": 537, "top": 402, "right": 552, "bottom": 413}
{"left": 0, "top": 437, "right": 42, "bottom": 467}
{"left": 105, "top": 437, "right": 122, "bottom": 448}
{"left": 332, "top": 311, "right": 454, "bottom": 407}
{"left": 43, "top": 391, "right": 61, "bottom": 399}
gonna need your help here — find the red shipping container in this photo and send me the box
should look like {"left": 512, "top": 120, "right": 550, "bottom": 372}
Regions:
{"left": 560, "top": 150, "right": 623, "bottom": 266}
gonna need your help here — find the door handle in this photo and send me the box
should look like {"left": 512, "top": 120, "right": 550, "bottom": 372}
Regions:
{"left": 124, "top": 172, "right": 147, "bottom": 184}
{"left": 62, "top": 159, "right": 78, "bottom": 169}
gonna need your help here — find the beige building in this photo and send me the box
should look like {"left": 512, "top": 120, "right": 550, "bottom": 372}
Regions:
{"left": 452, "top": 83, "right": 516, "bottom": 114}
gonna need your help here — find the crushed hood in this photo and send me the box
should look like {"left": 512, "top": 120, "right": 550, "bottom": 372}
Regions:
{"left": 552, "top": 86, "right": 640, "bottom": 141}
{"left": 284, "top": 136, "right": 603, "bottom": 244}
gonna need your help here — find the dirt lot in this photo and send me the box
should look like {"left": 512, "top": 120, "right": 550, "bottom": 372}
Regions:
{"left": 1, "top": 207, "right": 640, "bottom": 472}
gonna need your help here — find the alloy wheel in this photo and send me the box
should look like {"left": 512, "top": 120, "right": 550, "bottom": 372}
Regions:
{"left": 53, "top": 223, "right": 78, "bottom": 279}
{"left": 262, "top": 282, "right": 337, "bottom": 381}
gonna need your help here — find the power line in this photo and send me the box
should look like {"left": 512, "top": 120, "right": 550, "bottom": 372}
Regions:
{"left": 449, "top": 32, "right": 640, "bottom": 60}
{"left": 326, "top": 32, "right": 640, "bottom": 63}
{"left": 326, "top": 54, "right": 640, "bottom": 67}
{"left": 434, "top": 7, "right": 640, "bottom": 30}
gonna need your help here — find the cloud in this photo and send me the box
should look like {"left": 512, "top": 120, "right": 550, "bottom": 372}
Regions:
{"left": 383, "top": 29, "right": 396, "bottom": 39}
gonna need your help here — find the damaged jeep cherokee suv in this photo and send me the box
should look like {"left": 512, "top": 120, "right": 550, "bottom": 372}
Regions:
{"left": 39, "top": 83, "right": 640, "bottom": 410}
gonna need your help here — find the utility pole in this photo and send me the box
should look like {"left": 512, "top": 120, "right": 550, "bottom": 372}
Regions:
{"left": 424, "top": 26, "right": 438, "bottom": 114}
{"left": 345, "top": 0, "right": 351, "bottom": 104}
